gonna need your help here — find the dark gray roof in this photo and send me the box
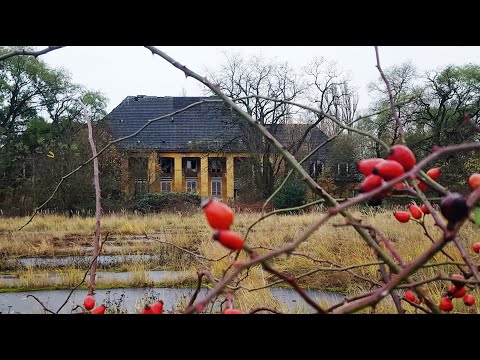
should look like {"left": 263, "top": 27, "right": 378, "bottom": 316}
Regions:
{"left": 105, "top": 96, "right": 246, "bottom": 152}
{"left": 105, "top": 96, "right": 330, "bottom": 156}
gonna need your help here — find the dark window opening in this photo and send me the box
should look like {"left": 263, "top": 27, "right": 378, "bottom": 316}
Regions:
{"left": 160, "top": 158, "right": 173, "bottom": 175}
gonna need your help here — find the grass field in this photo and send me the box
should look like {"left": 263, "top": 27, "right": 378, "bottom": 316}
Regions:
{"left": 1, "top": 208, "right": 479, "bottom": 313}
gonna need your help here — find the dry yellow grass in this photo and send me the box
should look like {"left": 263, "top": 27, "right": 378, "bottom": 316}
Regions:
{"left": 1, "top": 209, "right": 480, "bottom": 313}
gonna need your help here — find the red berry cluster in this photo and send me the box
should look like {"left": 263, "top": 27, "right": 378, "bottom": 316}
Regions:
{"left": 201, "top": 198, "right": 244, "bottom": 251}
{"left": 393, "top": 204, "right": 428, "bottom": 223}
{"left": 358, "top": 145, "right": 417, "bottom": 205}
{"left": 439, "top": 275, "right": 476, "bottom": 312}
{"left": 358, "top": 145, "right": 446, "bottom": 208}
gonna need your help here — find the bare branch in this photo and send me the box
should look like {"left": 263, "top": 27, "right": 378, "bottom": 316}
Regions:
{"left": 26, "top": 295, "right": 55, "bottom": 314}
{"left": 0, "top": 46, "right": 64, "bottom": 62}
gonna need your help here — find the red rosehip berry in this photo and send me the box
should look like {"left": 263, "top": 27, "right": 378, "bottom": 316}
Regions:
{"left": 408, "top": 204, "right": 423, "bottom": 219}
{"left": 387, "top": 145, "right": 416, "bottom": 171}
{"left": 426, "top": 168, "right": 441, "bottom": 181}
{"left": 469, "top": 173, "right": 480, "bottom": 190}
{"left": 473, "top": 242, "right": 480, "bottom": 253}
{"left": 463, "top": 294, "right": 475, "bottom": 306}
{"left": 140, "top": 306, "right": 153, "bottom": 314}
{"left": 405, "top": 290, "right": 417, "bottom": 303}
{"left": 201, "top": 198, "right": 234, "bottom": 230}
{"left": 91, "top": 305, "right": 105, "bottom": 314}
{"left": 360, "top": 174, "right": 383, "bottom": 193}
{"left": 213, "top": 230, "right": 244, "bottom": 251}
{"left": 151, "top": 300, "right": 164, "bottom": 314}
{"left": 420, "top": 204, "right": 430, "bottom": 214}
{"left": 448, "top": 285, "right": 466, "bottom": 298}
{"left": 372, "top": 160, "right": 405, "bottom": 180}
{"left": 394, "top": 211, "right": 410, "bottom": 223}
{"left": 439, "top": 296, "right": 454, "bottom": 312}
{"left": 84, "top": 295, "right": 95, "bottom": 310}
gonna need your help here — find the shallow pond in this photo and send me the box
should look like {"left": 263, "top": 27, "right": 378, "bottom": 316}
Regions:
{"left": 0, "top": 286, "right": 344, "bottom": 314}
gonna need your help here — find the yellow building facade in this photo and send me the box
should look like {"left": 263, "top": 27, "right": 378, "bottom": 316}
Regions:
{"left": 122, "top": 151, "right": 250, "bottom": 202}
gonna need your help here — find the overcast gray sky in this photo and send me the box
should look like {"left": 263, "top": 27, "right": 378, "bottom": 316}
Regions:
{"left": 39, "top": 46, "right": 480, "bottom": 114}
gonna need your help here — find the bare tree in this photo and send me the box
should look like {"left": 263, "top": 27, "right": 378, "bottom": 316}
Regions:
{"left": 303, "top": 57, "right": 359, "bottom": 137}
{"left": 206, "top": 53, "right": 305, "bottom": 197}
